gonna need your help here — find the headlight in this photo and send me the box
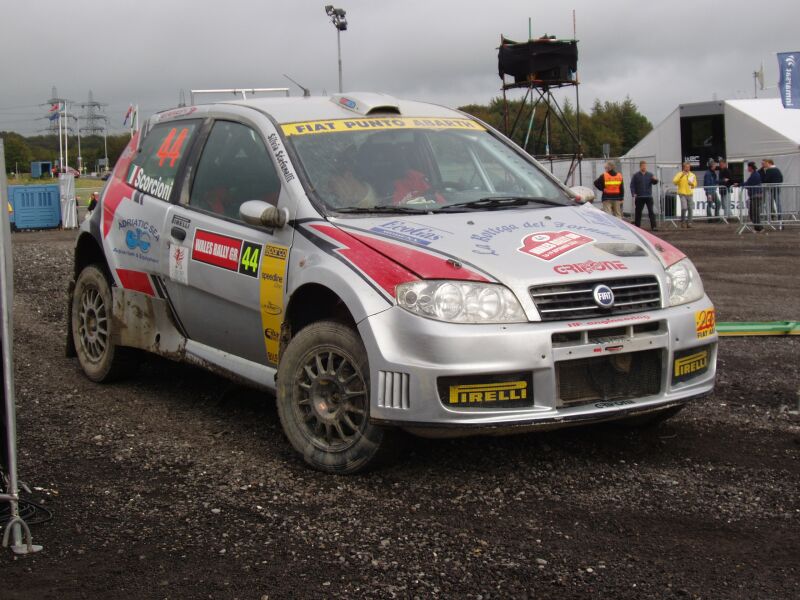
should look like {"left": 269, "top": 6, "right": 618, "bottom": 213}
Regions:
{"left": 666, "top": 259, "right": 704, "bottom": 306}
{"left": 396, "top": 280, "right": 526, "bottom": 323}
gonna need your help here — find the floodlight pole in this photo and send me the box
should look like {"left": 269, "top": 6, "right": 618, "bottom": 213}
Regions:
{"left": 325, "top": 6, "right": 347, "bottom": 93}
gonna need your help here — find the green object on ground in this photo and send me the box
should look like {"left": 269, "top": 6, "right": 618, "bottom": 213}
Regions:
{"left": 717, "top": 321, "right": 800, "bottom": 336}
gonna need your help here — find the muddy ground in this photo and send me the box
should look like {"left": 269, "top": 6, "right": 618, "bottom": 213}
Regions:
{"left": 2, "top": 224, "right": 799, "bottom": 599}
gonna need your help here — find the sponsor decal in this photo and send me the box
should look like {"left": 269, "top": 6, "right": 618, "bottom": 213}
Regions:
{"left": 566, "top": 314, "right": 651, "bottom": 328}
{"left": 370, "top": 220, "right": 448, "bottom": 246}
{"left": 191, "top": 229, "right": 242, "bottom": 271}
{"left": 238, "top": 241, "right": 262, "bottom": 278}
{"left": 127, "top": 164, "right": 174, "bottom": 202}
{"left": 169, "top": 244, "right": 189, "bottom": 285}
{"left": 592, "top": 284, "right": 615, "bottom": 308}
{"left": 267, "top": 133, "right": 295, "bottom": 183}
{"left": 259, "top": 244, "right": 289, "bottom": 364}
{"left": 518, "top": 231, "right": 593, "bottom": 261}
{"left": 171, "top": 214, "right": 191, "bottom": 228}
{"left": 554, "top": 260, "right": 627, "bottom": 275}
{"left": 157, "top": 106, "right": 198, "bottom": 121}
{"left": 594, "top": 399, "right": 635, "bottom": 409}
{"left": 114, "top": 217, "right": 160, "bottom": 264}
{"left": 672, "top": 347, "right": 710, "bottom": 384}
{"left": 115, "top": 268, "right": 155, "bottom": 297}
{"left": 695, "top": 308, "right": 716, "bottom": 339}
{"left": 281, "top": 117, "right": 484, "bottom": 137}
{"left": 448, "top": 381, "right": 529, "bottom": 407}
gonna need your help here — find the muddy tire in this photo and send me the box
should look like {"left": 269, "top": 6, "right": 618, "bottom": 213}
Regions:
{"left": 277, "top": 320, "right": 395, "bottom": 474}
{"left": 71, "top": 264, "right": 136, "bottom": 382}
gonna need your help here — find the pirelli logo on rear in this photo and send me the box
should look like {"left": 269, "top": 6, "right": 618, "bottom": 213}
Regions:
{"left": 449, "top": 381, "right": 528, "bottom": 406}
{"left": 672, "top": 346, "right": 711, "bottom": 384}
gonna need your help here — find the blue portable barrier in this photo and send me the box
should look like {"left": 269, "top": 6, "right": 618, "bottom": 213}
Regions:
{"left": 7, "top": 185, "right": 61, "bottom": 229}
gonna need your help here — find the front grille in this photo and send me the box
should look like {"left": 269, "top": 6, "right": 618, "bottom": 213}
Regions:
{"left": 556, "top": 349, "right": 662, "bottom": 407}
{"left": 530, "top": 276, "right": 661, "bottom": 322}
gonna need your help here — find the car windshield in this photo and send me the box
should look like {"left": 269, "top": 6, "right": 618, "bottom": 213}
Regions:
{"left": 282, "top": 117, "right": 571, "bottom": 213}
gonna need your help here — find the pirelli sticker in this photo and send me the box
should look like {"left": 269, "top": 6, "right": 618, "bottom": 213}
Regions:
{"left": 281, "top": 117, "right": 485, "bottom": 137}
{"left": 259, "top": 244, "right": 289, "bottom": 365}
{"left": 672, "top": 346, "right": 711, "bottom": 384}
{"left": 695, "top": 308, "right": 716, "bottom": 339}
{"left": 447, "top": 380, "right": 530, "bottom": 408}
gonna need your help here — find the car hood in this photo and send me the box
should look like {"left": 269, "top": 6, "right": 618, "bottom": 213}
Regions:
{"left": 330, "top": 203, "right": 685, "bottom": 291}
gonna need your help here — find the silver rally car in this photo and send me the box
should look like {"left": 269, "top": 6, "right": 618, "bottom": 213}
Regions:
{"left": 67, "top": 92, "right": 717, "bottom": 473}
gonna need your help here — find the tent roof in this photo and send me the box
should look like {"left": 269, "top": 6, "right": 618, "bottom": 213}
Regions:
{"left": 725, "top": 98, "right": 800, "bottom": 146}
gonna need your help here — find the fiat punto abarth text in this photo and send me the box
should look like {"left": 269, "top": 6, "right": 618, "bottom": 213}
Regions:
{"left": 67, "top": 93, "right": 717, "bottom": 473}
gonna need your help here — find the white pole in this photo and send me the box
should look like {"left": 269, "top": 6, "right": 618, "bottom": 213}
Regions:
{"left": 103, "top": 126, "right": 108, "bottom": 171}
{"left": 57, "top": 108, "right": 63, "bottom": 172}
{"left": 64, "top": 104, "right": 69, "bottom": 171}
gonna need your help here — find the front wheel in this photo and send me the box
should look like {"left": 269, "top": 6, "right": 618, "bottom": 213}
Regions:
{"left": 71, "top": 264, "right": 136, "bottom": 382}
{"left": 276, "top": 320, "right": 395, "bottom": 474}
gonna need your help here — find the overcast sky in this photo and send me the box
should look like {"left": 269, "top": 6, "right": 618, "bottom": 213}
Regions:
{"left": 1, "top": 0, "right": 798, "bottom": 137}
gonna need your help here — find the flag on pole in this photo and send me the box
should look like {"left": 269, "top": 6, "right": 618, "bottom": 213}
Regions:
{"left": 778, "top": 51, "right": 800, "bottom": 109}
{"left": 49, "top": 102, "right": 60, "bottom": 112}
{"left": 123, "top": 105, "right": 133, "bottom": 126}
{"left": 49, "top": 112, "right": 59, "bottom": 121}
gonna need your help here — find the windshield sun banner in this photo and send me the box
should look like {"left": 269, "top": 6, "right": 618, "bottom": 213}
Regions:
{"left": 281, "top": 117, "right": 485, "bottom": 137}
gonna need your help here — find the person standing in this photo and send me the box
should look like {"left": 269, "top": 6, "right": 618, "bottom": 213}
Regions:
{"left": 703, "top": 161, "right": 720, "bottom": 221}
{"left": 762, "top": 159, "right": 784, "bottom": 228}
{"left": 87, "top": 191, "right": 99, "bottom": 213}
{"left": 630, "top": 160, "right": 659, "bottom": 230}
{"left": 742, "top": 161, "right": 763, "bottom": 231}
{"left": 717, "top": 158, "right": 733, "bottom": 217}
{"left": 672, "top": 162, "right": 697, "bottom": 228}
{"left": 593, "top": 161, "right": 625, "bottom": 218}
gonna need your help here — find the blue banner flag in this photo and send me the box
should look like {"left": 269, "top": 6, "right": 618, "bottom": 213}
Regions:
{"left": 778, "top": 51, "right": 800, "bottom": 109}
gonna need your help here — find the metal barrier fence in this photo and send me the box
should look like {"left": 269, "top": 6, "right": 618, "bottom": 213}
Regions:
{"left": 660, "top": 185, "right": 733, "bottom": 227}
{"left": 734, "top": 183, "right": 800, "bottom": 233}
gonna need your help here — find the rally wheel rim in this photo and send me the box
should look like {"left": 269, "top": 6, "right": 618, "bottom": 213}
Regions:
{"left": 293, "top": 347, "right": 368, "bottom": 453}
{"left": 78, "top": 285, "right": 109, "bottom": 363}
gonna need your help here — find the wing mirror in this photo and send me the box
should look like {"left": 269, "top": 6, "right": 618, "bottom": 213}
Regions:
{"left": 239, "top": 200, "right": 288, "bottom": 228}
{"left": 569, "top": 185, "right": 596, "bottom": 203}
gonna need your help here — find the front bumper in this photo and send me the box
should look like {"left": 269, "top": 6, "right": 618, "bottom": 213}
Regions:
{"left": 358, "top": 297, "right": 717, "bottom": 432}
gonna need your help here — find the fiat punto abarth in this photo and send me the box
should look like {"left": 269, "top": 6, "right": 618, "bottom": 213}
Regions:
{"left": 67, "top": 92, "right": 717, "bottom": 473}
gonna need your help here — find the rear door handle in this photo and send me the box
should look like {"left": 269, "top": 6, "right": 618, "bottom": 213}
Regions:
{"left": 171, "top": 226, "right": 186, "bottom": 241}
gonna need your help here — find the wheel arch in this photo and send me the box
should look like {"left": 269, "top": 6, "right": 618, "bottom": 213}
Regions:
{"left": 284, "top": 283, "right": 357, "bottom": 338}
{"left": 74, "top": 231, "right": 110, "bottom": 280}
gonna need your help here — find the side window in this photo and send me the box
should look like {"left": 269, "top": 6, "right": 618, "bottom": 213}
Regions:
{"left": 129, "top": 121, "right": 198, "bottom": 201}
{"left": 189, "top": 121, "right": 281, "bottom": 219}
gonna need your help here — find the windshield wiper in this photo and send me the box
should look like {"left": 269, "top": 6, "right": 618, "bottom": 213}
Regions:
{"left": 334, "top": 205, "right": 431, "bottom": 214}
{"left": 440, "top": 196, "right": 568, "bottom": 211}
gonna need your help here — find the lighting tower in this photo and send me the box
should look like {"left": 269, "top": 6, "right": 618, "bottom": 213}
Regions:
{"left": 325, "top": 5, "right": 347, "bottom": 93}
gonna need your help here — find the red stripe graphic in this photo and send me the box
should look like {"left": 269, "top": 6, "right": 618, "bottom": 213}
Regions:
{"left": 116, "top": 269, "right": 155, "bottom": 297}
{"left": 344, "top": 229, "right": 490, "bottom": 282}
{"left": 627, "top": 224, "right": 686, "bottom": 268}
{"left": 309, "top": 224, "right": 418, "bottom": 296}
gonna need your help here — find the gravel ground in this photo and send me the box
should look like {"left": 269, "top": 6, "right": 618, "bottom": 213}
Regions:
{"left": 2, "top": 224, "right": 799, "bottom": 599}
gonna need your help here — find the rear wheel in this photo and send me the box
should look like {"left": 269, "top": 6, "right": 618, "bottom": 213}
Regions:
{"left": 71, "top": 264, "right": 136, "bottom": 382}
{"left": 277, "top": 320, "right": 394, "bottom": 474}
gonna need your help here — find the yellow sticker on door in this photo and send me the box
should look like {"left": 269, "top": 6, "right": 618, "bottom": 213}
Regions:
{"left": 259, "top": 244, "right": 289, "bottom": 364}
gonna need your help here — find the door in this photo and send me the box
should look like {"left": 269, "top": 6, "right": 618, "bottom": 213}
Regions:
{"left": 160, "top": 119, "right": 293, "bottom": 366}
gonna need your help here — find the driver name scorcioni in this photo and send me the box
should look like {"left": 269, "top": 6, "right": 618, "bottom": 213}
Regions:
{"left": 127, "top": 165, "right": 173, "bottom": 201}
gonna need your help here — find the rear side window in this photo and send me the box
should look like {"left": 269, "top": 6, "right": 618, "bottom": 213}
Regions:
{"left": 189, "top": 121, "right": 281, "bottom": 220}
{"left": 128, "top": 120, "right": 199, "bottom": 201}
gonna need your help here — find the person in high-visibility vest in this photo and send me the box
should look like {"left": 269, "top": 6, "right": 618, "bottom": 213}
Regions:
{"left": 593, "top": 161, "right": 625, "bottom": 218}
{"left": 672, "top": 162, "right": 698, "bottom": 228}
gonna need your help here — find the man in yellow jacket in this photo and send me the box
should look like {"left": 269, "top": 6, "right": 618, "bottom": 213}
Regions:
{"left": 673, "top": 162, "right": 697, "bottom": 228}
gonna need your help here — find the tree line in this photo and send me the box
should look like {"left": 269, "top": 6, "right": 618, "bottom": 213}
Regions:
{"left": 1, "top": 131, "right": 131, "bottom": 175}
{"left": 458, "top": 96, "right": 652, "bottom": 158}
{"left": 2, "top": 96, "right": 653, "bottom": 173}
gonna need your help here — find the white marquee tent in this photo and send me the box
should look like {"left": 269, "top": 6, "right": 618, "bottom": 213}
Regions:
{"left": 623, "top": 98, "right": 800, "bottom": 185}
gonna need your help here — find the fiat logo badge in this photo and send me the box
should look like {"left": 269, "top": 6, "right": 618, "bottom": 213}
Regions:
{"left": 592, "top": 284, "right": 615, "bottom": 308}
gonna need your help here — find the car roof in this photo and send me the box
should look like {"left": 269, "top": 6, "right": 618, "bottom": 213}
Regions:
{"left": 213, "top": 93, "right": 466, "bottom": 124}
